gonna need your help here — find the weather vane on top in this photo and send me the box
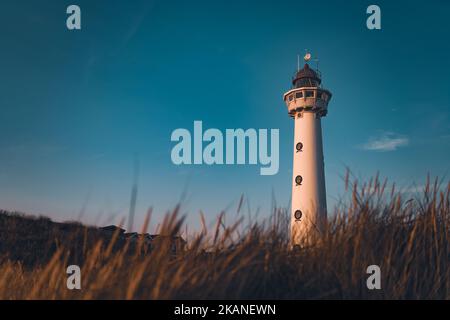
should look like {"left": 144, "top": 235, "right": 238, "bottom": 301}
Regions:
{"left": 297, "top": 50, "right": 318, "bottom": 71}
{"left": 304, "top": 51, "right": 311, "bottom": 62}
{"left": 297, "top": 50, "right": 312, "bottom": 71}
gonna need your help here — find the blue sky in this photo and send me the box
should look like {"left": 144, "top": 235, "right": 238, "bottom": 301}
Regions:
{"left": 0, "top": 0, "right": 449, "bottom": 231}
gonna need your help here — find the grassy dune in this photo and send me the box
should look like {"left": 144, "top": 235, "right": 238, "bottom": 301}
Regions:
{"left": 0, "top": 174, "right": 449, "bottom": 299}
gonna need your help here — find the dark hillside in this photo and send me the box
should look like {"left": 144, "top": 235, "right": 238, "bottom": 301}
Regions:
{"left": 0, "top": 210, "right": 126, "bottom": 267}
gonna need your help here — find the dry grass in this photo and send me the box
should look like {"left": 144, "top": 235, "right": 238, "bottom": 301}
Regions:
{"left": 0, "top": 174, "right": 449, "bottom": 299}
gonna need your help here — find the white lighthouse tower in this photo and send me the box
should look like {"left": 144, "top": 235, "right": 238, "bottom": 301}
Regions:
{"left": 283, "top": 54, "right": 332, "bottom": 246}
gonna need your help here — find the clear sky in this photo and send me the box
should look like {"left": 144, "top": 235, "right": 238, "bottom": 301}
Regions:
{"left": 0, "top": 0, "right": 449, "bottom": 231}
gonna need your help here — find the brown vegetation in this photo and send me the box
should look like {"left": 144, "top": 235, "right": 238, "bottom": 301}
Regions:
{"left": 0, "top": 174, "right": 448, "bottom": 299}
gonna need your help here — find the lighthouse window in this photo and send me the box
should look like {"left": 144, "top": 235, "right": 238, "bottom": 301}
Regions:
{"left": 294, "top": 210, "right": 302, "bottom": 220}
{"left": 296, "top": 142, "right": 303, "bottom": 151}
{"left": 288, "top": 94, "right": 293, "bottom": 101}
{"left": 295, "top": 92, "right": 303, "bottom": 99}
{"left": 305, "top": 91, "right": 314, "bottom": 98}
{"left": 295, "top": 175, "right": 303, "bottom": 185}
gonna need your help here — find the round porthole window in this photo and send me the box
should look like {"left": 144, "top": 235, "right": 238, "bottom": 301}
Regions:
{"left": 295, "top": 175, "right": 303, "bottom": 185}
{"left": 294, "top": 210, "right": 302, "bottom": 220}
{"left": 296, "top": 142, "right": 303, "bottom": 152}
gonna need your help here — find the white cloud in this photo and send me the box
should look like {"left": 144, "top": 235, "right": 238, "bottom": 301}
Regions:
{"left": 361, "top": 132, "right": 409, "bottom": 152}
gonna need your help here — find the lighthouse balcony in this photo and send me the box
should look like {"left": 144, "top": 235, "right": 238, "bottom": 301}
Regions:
{"left": 283, "top": 88, "right": 331, "bottom": 117}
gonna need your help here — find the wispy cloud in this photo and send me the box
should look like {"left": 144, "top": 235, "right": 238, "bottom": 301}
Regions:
{"left": 361, "top": 132, "right": 409, "bottom": 152}
{"left": 122, "top": 3, "right": 154, "bottom": 46}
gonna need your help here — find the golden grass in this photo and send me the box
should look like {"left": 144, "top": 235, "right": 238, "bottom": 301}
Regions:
{"left": 0, "top": 174, "right": 449, "bottom": 299}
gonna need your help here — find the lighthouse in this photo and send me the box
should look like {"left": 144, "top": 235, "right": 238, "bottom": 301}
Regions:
{"left": 283, "top": 54, "right": 332, "bottom": 246}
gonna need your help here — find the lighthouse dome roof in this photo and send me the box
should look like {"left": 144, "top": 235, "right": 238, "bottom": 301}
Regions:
{"left": 292, "top": 64, "right": 321, "bottom": 88}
